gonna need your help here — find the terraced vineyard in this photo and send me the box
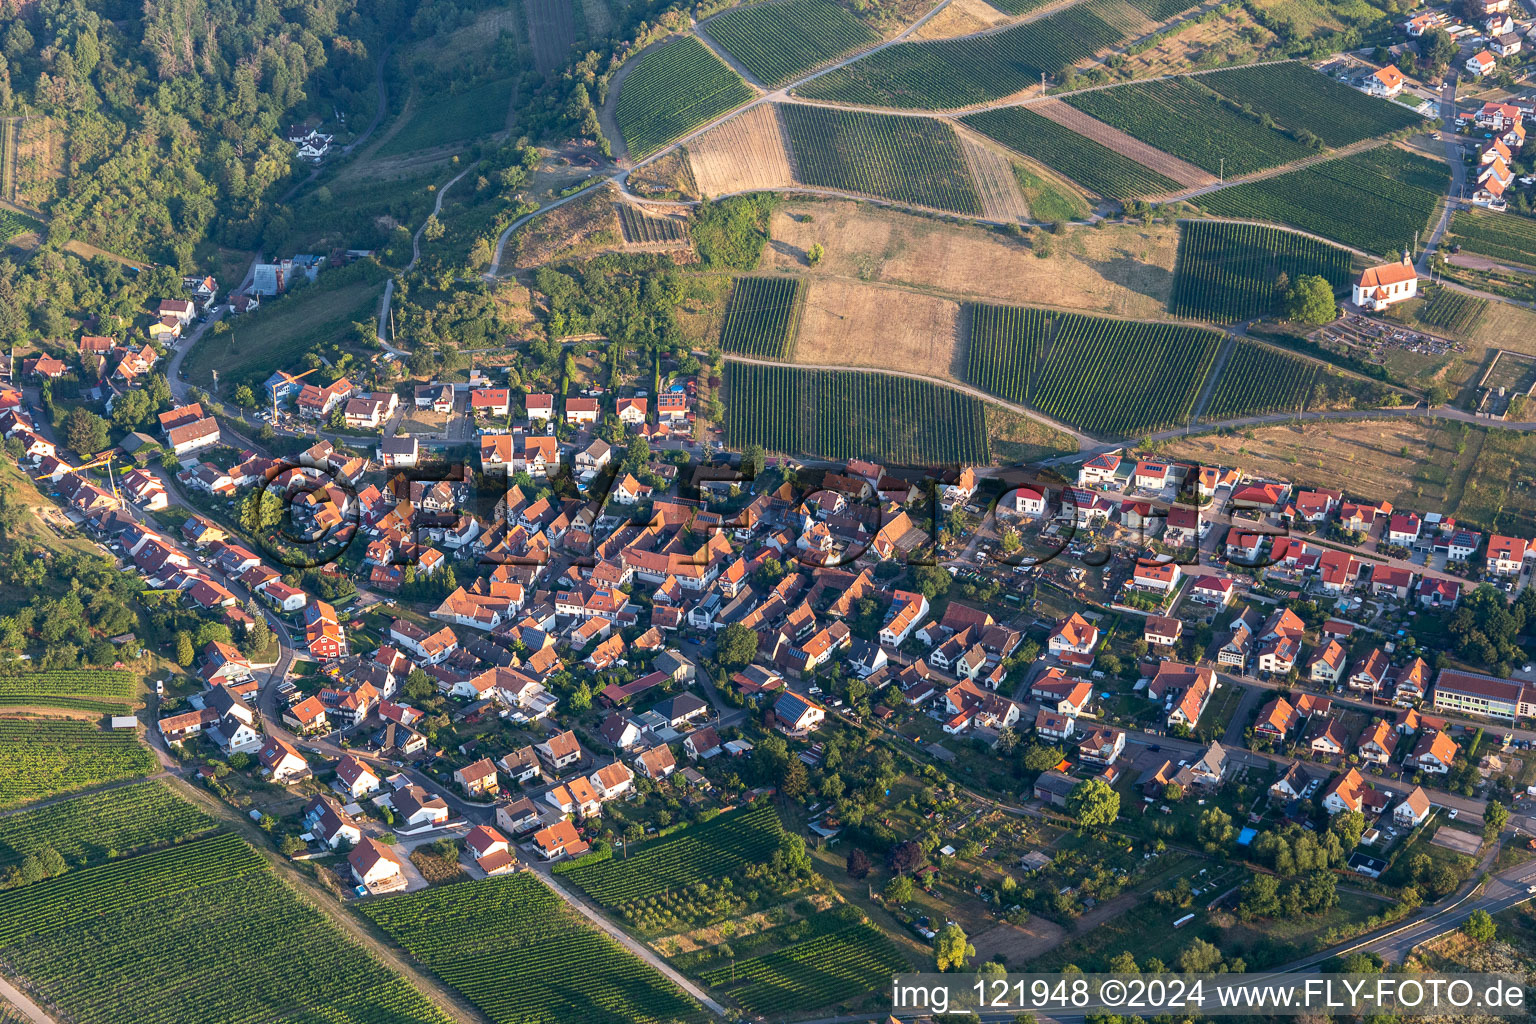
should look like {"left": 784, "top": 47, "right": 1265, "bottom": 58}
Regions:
{"left": 0, "top": 670, "right": 139, "bottom": 713}
{"left": 1196, "top": 62, "right": 1425, "bottom": 147}
{"left": 966, "top": 303, "right": 1055, "bottom": 403}
{"left": 697, "top": 907, "right": 908, "bottom": 1016}
{"left": 0, "top": 832, "right": 453, "bottom": 1024}
{"left": 1029, "top": 314, "right": 1222, "bottom": 435}
{"left": 0, "top": 719, "right": 159, "bottom": 810}
{"left": 0, "top": 780, "right": 217, "bottom": 880}
{"left": 720, "top": 277, "right": 806, "bottom": 358}
{"left": 618, "top": 205, "right": 690, "bottom": 244}
{"left": 795, "top": 2, "right": 1126, "bottom": 109}
{"left": 962, "top": 106, "right": 1181, "bottom": 200}
{"left": 781, "top": 105, "right": 982, "bottom": 214}
{"left": 703, "top": 0, "right": 879, "bottom": 86}
{"left": 616, "top": 36, "right": 755, "bottom": 158}
{"left": 1204, "top": 340, "right": 1323, "bottom": 418}
{"left": 1416, "top": 285, "right": 1489, "bottom": 333}
{"left": 1064, "top": 77, "right": 1313, "bottom": 176}
{"left": 1169, "top": 220, "right": 1353, "bottom": 322}
{"left": 364, "top": 874, "right": 704, "bottom": 1024}
{"left": 1196, "top": 146, "right": 1446, "bottom": 255}
{"left": 1445, "top": 208, "right": 1536, "bottom": 268}
{"left": 725, "top": 362, "right": 991, "bottom": 464}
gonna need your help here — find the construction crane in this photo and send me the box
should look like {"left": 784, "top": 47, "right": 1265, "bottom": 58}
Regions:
{"left": 271, "top": 366, "right": 321, "bottom": 423}
{"left": 69, "top": 450, "right": 124, "bottom": 508}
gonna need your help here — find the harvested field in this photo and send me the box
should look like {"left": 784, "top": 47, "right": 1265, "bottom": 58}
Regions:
{"left": 686, "top": 103, "right": 795, "bottom": 196}
{"left": 1031, "top": 99, "right": 1214, "bottom": 188}
{"left": 958, "top": 132, "right": 1030, "bottom": 223}
{"left": 912, "top": 0, "right": 1016, "bottom": 39}
{"left": 764, "top": 199, "right": 1178, "bottom": 318}
{"left": 526, "top": 0, "right": 577, "bottom": 73}
{"left": 794, "top": 279, "right": 964, "bottom": 380}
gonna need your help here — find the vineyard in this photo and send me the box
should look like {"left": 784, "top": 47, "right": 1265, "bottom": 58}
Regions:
{"left": 696, "top": 908, "right": 908, "bottom": 1016}
{"left": 559, "top": 802, "right": 786, "bottom": 907}
{"left": 1196, "top": 146, "right": 1446, "bottom": 256}
{"left": 961, "top": 106, "right": 1181, "bottom": 200}
{"left": 0, "top": 670, "right": 139, "bottom": 713}
{"left": 724, "top": 362, "right": 991, "bottom": 464}
{"left": 1195, "top": 62, "right": 1424, "bottom": 147}
{"left": 615, "top": 36, "right": 754, "bottom": 158}
{"left": 703, "top": 0, "right": 878, "bottom": 86}
{"left": 0, "top": 719, "right": 158, "bottom": 810}
{"left": 1445, "top": 208, "right": 1536, "bottom": 269}
{"left": 795, "top": 2, "right": 1125, "bottom": 109}
{"left": 1416, "top": 285, "right": 1488, "bottom": 333}
{"left": 0, "top": 832, "right": 454, "bottom": 1024}
{"left": 1065, "top": 78, "right": 1314, "bottom": 177}
{"left": 781, "top": 105, "right": 983, "bottom": 215}
{"left": 363, "top": 874, "right": 705, "bottom": 1024}
{"left": 618, "top": 205, "right": 690, "bottom": 245}
{"left": 719, "top": 277, "right": 806, "bottom": 359}
{"left": 1169, "top": 220, "right": 1353, "bottom": 322}
{"left": 0, "top": 208, "right": 40, "bottom": 240}
{"left": 1028, "top": 313, "right": 1222, "bottom": 435}
{"left": 0, "top": 780, "right": 217, "bottom": 881}
{"left": 966, "top": 303, "right": 1055, "bottom": 403}
{"left": 1204, "top": 340, "right": 1324, "bottom": 418}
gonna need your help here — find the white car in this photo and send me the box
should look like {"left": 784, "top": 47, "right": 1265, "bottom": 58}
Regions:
{"left": 1527, "top": 885, "right": 1536, "bottom": 894}
{"left": 1449, "top": 808, "right": 1459, "bottom": 819}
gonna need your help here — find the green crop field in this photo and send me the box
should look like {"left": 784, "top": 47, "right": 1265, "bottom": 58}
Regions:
{"left": 0, "top": 719, "right": 159, "bottom": 810}
{"left": 618, "top": 205, "right": 689, "bottom": 244}
{"left": 1416, "top": 285, "right": 1488, "bottom": 333}
{"left": 616, "top": 36, "right": 755, "bottom": 158}
{"left": 1065, "top": 77, "right": 1314, "bottom": 177}
{"left": 725, "top": 362, "right": 991, "bottom": 464}
{"left": 363, "top": 874, "right": 705, "bottom": 1024}
{"left": 376, "top": 77, "right": 516, "bottom": 156}
{"left": 1196, "top": 62, "right": 1424, "bottom": 147}
{"left": 703, "top": 0, "right": 879, "bottom": 87}
{"left": 558, "top": 802, "right": 787, "bottom": 909}
{"left": 0, "top": 670, "right": 139, "bottom": 714}
{"left": 966, "top": 303, "right": 1055, "bottom": 403}
{"left": 0, "top": 832, "right": 453, "bottom": 1024}
{"left": 1195, "top": 146, "right": 1446, "bottom": 256}
{"left": 720, "top": 277, "right": 806, "bottom": 358}
{"left": 1029, "top": 313, "right": 1222, "bottom": 435}
{"left": 695, "top": 906, "right": 909, "bottom": 1016}
{"left": 1169, "top": 220, "right": 1353, "bottom": 322}
{"left": 962, "top": 106, "right": 1181, "bottom": 200}
{"left": 780, "top": 105, "right": 982, "bottom": 214}
{"left": 1445, "top": 209, "right": 1536, "bottom": 269}
{"left": 0, "top": 208, "right": 42, "bottom": 240}
{"left": 796, "top": 2, "right": 1126, "bottom": 109}
{"left": 0, "top": 781, "right": 217, "bottom": 881}
{"left": 1204, "top": 340, "right": 1324, "bottom": 418}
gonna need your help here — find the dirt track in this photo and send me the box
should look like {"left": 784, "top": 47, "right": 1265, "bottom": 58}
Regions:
{"left": 1032, "top": 99, "right": 1216, "bottom": 187}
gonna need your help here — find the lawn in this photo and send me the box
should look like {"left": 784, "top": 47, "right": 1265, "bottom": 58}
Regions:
{"left": 376, "top": 77, "right": 516, "bottom": 157}
{"left": 182, "top": 275, "right": 385, "bottom": 388}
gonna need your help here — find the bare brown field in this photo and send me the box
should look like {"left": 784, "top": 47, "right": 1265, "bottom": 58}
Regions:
{"left": 1032, "top": 99, "right": 1215, "bottom": 188}
{"left": 629, "top": 149, "right": 702, "bottom": 200}
{"left": 912, "top": 0, "right": 1015, "bottom": 39}
{"left": 795, "top": 279, "right": 964, "bottom": 380}
{"left": 764, "top": 199, "right": 1178, "bottom": 317}
{"left": 686, "top": 103, "right": 795, "bottom": 196}
{"left": 511, "top": 183, "right": 624, "bottom": 267}
{"left": 958, "top": 132, "right": 1030, "bottom": 223}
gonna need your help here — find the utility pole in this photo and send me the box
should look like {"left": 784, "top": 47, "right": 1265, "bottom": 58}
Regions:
{"left": 1219, "top": 157, "right": 1224, "bottom": 185}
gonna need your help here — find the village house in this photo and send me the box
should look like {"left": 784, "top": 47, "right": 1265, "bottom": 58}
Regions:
{"left": 454, "top": 757, "right": 500, "bottom": 798}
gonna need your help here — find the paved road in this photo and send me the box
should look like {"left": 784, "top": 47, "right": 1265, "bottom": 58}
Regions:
{"left": 0, "top": 978, "right": 55, "bottom": 1024}
{"left": 166, "top": 255, "right": 260, "bottom": 401}
{"left": 376, "top": 165, "right": 473, "bottom": 356}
